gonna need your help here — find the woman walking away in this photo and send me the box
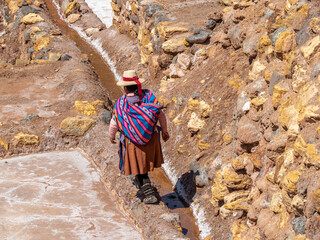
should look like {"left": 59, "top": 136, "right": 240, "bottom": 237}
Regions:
{"left": 109, "top": 70, "right": 170, "bottom": 204}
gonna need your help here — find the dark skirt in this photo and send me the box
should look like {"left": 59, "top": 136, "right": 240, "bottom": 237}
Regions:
{"left": 123, "top": 131, "right": 164, "bottom": 176}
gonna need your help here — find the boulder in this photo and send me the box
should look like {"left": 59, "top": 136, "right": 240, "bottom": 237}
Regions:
{"left": 228, "top": 25, "right": 243, "bottom": 49}
{"left": 48, "top": 52, "right": 61, "bottom": 61}
{"left": 187, "top": 112, "right": 205, "bottom": 134}
{"left": 34, "top": 37, "right": 50, "bottom": 52}
{"left": 169, "top": 64, "right": 184, "bottom": 78}
{"left": 75, "top": 101, "right": 98, "bottom": 116}
{"left": 145, "top": 3, "right": 164, "bottom": 18}
{"left": 311, "top": 61, "right": 320, "bottom": 79}
{"left": 67, "top": 13, "right": 81, "bottom": 24}
{"left": 162, "top": 38, "right": 186, "bottom": 53}
{"left": 222, "top": 166, "right": 252, "bottom": 190}
{"left": 65, "top": 1, "right": 80, "bottom": 17}
{"left": 275, "top": 31, "right": 296, "bottom": 58}
{"left": 157, "top": 53, "right": 172, "bottom": 68}
{"left": 60, "top": 117, "right": 95, "bottom": 136}
{"left": 101, "top": 109, "right": 112, "bottom": 124}
{"left": 211, "top": 170, "right": 229, "bottom": 203}
{"left": 205, "top": 19, "right": 216, "bottom": 30}
{"left": 270, "top": 26, "right": 288, "bottom": 46}
{"left": 300, "top": 35, "right": 320, "bottom": 60}
{"left": 21, "top": 13, "right": 44, "bottom": 24}
{"left": 269, "top": 71, "right": 285, "bottom": 95}
{"left": 185, "top": 32, "right": 209, "bottom": 44}
{"left": 243, "top": 34, "right": 259, "bottom": 58}
{"left": 237, "top": 116, "right": 260, "bottom": 145}
{"left": 283, "top": 170, "right": 301, "bottom": 196}
{"left": 291, "top": 217, "right": 306, "bottom": 235}
{"left": 176, "top": 53, "right": 191, "bottom": 70}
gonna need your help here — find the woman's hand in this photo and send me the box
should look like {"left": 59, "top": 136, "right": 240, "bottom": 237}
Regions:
{"left": 110, "top": 137, "right": 116, "bottom": 144}
{"left": 162, "top": 131, "right": 170, "bottom": 142}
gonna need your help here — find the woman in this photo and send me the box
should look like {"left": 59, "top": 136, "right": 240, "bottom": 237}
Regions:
{"left": 109, "top": 70, "right": 170, "bottom": 204}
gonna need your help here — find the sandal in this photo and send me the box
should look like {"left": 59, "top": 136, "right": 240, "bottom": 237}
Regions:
{"left": 141, "top": 182, "right": 158, "bottom": 204}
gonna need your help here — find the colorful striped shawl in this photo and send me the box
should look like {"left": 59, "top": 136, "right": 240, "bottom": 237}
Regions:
{"left": 114, "top": 90, "right": 162, "bottom": 145}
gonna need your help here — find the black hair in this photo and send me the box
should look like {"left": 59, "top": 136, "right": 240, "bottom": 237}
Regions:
{"left": 125, "top": 85, "right": 139, "bottom": 95}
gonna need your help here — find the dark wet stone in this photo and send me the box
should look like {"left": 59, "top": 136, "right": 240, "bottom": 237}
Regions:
{"left": 185, "top": 32, "right": 209, "bottom": 44}
{"left": 101, "top": 109, "right": 112, "bottom": 124}
{"left": 269, "top": 72, "right": 284, "bottom": 95}
{"left": 130, "top": 14, "right": 139, "bottom": 24}
{"left": 291, "top": 217, "right": 306, "bottom": 234}
{"left": 145, "top": 3, "right": 164, "bottom": 18}
{"left": 21, "top": 6, "right": 39, "bottom": 15}
{"left": 155, "top": 12, "right": 170, "bottom": 28}
{"left": 205, "top": 19, "right": 217, "bottom": 30}
{"left": 192, "top": 92, "right": 200, "bottom": 99}
{"left": 21, "top": 113, "right": 39, "bottom": 123}
{"left": 270, "top": 26, "right": 288, "bottom": 46}
{"left": 28, "top": 48, "right": 34, "bottom": 54}
{"left": 311, "top": 61, "right": 320, "bottom": 80}
{"left": 61, "top": 54, "right": 72, "bottom": 61}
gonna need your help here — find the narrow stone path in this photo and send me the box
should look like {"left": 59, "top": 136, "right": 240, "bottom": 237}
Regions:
{"left": 0, "top": 150, "right": 142, "bottom": 240}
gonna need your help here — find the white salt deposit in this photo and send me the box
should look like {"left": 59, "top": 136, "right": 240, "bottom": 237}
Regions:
{"left": 0, "top": 150, "right": 142, "bottom": 240}
{"left": 84, "top": 0, "right": 113, "bottom": 28}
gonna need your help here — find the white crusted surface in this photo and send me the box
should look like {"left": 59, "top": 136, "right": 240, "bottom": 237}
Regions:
{"left": 0, "top": 150, "right": 142, "bottom": 240}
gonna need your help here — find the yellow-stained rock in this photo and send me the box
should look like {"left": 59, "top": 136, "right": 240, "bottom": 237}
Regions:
{"left": 200, "top": 101, "right": 212, "bottom": 118}
{"left": 292, "top": 234, "right": 307, "bottom": 240}
{"left": 275, "top": 31, "right": 296, "bottom": 57}
{"left": 198, "top": 140, "right": 210, "bottom": 150}
{"left": 258, "top": 35, "right": 271, "bottom": 55}
{"left": 283, "top": 170, "right": 301, "bottom": 195}
{"left": 294, "top": 135, "right": 307, "bottom": 156}
{"left": 249, "top": 60, "right": 266, "bottom": 80}
{"left": 13, "top": 132, "right": 39, "bottom": 145}
{"left": 0, "top": 139, "right": 9, "bottom": 150}
{"left": 228, "top": 73, "right": 242, "bottom": 92}
{"left": 223, "top": 198, "right": 249, "bottom": 211}
{"left": 279, "top": 210, "right": 290, "bottom": 228}
{"left": 223, "top": 133, "right": 233, "bottom": 145}
{"left": 162, "top": 38, "right": 186, "bottom": 53}
{"left": 30, "top": 27, "right": 41, "bottom": 38}
{"left": 141, "top": 29, "right": 151, "bottom": 47}
{"left": 301, "top": 35, "right": 320, "bottom": 60}
{"left": 305, "top": 144, "right": 320, "bottom": 168}
{"left": 230, "top": 220, "right": 247, "bottom": 236}
{"left": 265, "top": 69, "right": 272, "bottom": 83}
{"left": 272, "top": 82, "right": 290, "bottom": 107}
{"left": 270, "top": 191, "right": 285, "bottom": 213}
{"left": 34, "top": 37, "right": 50, "bottom": 52}
{"left": 21, "top": 13, "right": 44, "bottom": 24}
{"left": 60, "top": 117, "right": 95, "bottom": 136}
{"left": 224, "top": 190, "right": 250, "bottom": 204}
{"left": 187, "top": 112, "right": 205, "bottom": 133}
{"left": 291, "top": 195, "right": 306, "bottom": 216}
{"left": 231, "top": 154, "right": 249, "bottom": 171}
{"left": 157, "top": 21, "right": 188, "bottom": 41}
{"left": 251, "top": 96, "right": 267, "bottom": 107}
{"left": 188, "top": 98, "right": 200, "bottom": 111}
{"left": 292, "top": 65, "right": 308, "bottom": 92}
{"left": 211, "top": 170, "right": 229, "bottom": 202}
{"left": 222, "top": 166, "right": 252, "bottom": 190}
{"left": 284, "top": 51, "right": 296, "bottom": 77}
{"left": 65, "top": 1, "right": 80, "bottom": 17}
{"left": 111, "top": 2, "right": 120, "bottom": 12}
{"left": 310, "top": 18, "right": 320, "bottom": 34}
{"left": 140, "top": 50, "right": 149, "bottom": 65}
{"left": 48, "top": 52, "right": 61, "bottom": 62}
{"left": 75, "top": 101, "right": 97, "bottom": 116}
{"left": 311, "top": 189, "right": 320, "bottom": 212}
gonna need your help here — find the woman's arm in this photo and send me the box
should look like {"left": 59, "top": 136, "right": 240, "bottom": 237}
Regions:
{"left": 108, "top": 117, "right": 118, "bottom": 143}
{"left": 159, "top": 110, "right": 169, "bottom": 141}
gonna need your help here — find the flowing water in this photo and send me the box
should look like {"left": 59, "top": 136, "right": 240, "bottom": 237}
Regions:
{"left": 44, "top": 1, "right": 200, "bottom": 239}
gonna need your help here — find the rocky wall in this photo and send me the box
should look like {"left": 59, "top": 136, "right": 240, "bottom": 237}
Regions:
{"left": 111, "top": 0, "right": 320, "bottom": 239}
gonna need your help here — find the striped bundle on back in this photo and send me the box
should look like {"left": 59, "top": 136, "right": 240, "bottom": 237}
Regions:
{"left": 114, "top": 90, "right": 162, "bottom": 145}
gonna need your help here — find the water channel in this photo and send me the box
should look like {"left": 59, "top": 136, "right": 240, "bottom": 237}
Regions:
{"left": 43, "top": 0, "right": 200, "bottom": 239}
